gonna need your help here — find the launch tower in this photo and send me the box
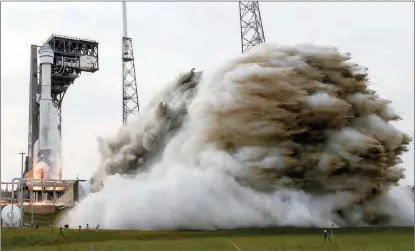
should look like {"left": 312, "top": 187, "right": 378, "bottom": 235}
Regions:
{"left": 122, "top": 1, "right": 140, "bottom": 124}
{"left": 238, "top": 1, "right": 266, "bottom": 53}
{"left": 26, "top": 35, "right": 99, "bottom": 180}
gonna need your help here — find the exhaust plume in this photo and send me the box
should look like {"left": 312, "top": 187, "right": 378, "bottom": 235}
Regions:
{"left": 62, "top": 43, "right": 414, "bottom": 229}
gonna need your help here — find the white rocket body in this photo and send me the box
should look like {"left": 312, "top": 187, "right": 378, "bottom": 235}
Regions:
{"left": 38, "top": 44, "right": 60, "bottom": 180}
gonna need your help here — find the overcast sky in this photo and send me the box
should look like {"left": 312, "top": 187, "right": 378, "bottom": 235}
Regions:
{"left": 1, "top": 2, "right": 414, "bottom": 185}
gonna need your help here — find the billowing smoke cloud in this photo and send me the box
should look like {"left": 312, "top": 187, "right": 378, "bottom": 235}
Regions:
{"left": 62, "top": 43, "right": 414, "bottom": 229}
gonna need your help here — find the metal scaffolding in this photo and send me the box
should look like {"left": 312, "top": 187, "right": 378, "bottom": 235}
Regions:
{"left": 238, "top": 1, "right": 266, "bottom": 53}
{"left": 1, "top": 178, "right": 85, "bottom": 227}
{"left": 122, "top": 1, "right": 139, "bottom": 124}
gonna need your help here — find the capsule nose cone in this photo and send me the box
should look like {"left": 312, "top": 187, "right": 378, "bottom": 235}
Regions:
{"left": 39, "top": 44, "right": 53, "bottom": 52}
{"left": 38, "top": 43, "right": 54, "bottom": 63}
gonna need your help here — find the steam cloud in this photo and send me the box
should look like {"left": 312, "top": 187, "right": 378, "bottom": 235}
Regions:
{"left": 62, "top": 43, "right": 414, "bottom": 229}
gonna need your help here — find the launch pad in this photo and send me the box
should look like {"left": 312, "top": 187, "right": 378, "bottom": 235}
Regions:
{"left": 1, "top": 178, "right": 87, "bottom": 227}
{"left": 0, "top": 34, "right": 100, "bottom": 227}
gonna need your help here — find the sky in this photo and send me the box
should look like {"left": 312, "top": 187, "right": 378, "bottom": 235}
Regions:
{"left": 1, "top": 2, "right": 414, "bottom": 186}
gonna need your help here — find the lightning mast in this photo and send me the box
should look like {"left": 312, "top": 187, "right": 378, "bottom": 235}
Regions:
{"left": 122, "top": 1, "right": 139, "bottom": 124}
{"left": 238, "top": 1, "right": 266, "bottom": 53}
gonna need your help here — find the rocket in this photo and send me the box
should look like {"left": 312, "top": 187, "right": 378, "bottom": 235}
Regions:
{"left": 38, "top": 44, "right": 58, "bottom": 179}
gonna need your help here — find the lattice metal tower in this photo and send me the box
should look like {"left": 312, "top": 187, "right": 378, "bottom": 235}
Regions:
{"left": 122, "top": 1, "right": 139, "bottom": 124}
{"left": 238, "top": 1, "right": 266, "bottom": 53}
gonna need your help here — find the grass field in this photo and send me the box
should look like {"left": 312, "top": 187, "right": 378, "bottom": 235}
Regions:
{"left": 22, "top": 210, "right": 67, "bottom": 227}
{"left": 2, "top": 226, "right": 413, "bottom": 251}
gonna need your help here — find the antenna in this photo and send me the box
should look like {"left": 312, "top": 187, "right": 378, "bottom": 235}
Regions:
{"left": 122, "top": 1, "right": 140, "bottom": 124}
{"left": 238, "top": 1, "right": 266, "bottom": 53}
{"left": 122, "top": 2, "right": 128, "bottom": 37}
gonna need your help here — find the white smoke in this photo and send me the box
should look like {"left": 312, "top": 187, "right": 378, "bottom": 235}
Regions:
{"left": 77, "top": 181, "right": 91, "bottom": 202}
{"left": 62, "top": 43, "right": 414, "bottom": 229}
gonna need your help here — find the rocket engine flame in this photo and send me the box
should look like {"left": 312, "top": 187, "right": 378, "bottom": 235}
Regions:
{"left": 62, "top": 43, "right": 414, "bottom": 229}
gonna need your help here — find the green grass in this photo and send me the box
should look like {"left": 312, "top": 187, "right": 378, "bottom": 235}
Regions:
{"left": 22, "top": 207, "right": 69, "bottom": 226}
{"left": 2, "top": 227, "right": 413, "bottom": 251}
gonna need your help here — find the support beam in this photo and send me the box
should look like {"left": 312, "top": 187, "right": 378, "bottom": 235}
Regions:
{"left": 239, "top": 1, "right": 266, "bottom": 53}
